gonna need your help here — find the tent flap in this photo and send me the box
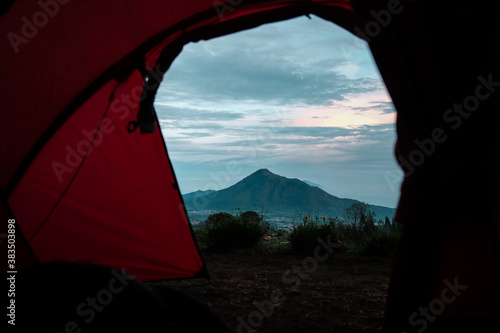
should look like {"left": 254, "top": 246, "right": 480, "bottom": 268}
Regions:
{"left": 1, "top": 0, "right": 355, "bottom": 281}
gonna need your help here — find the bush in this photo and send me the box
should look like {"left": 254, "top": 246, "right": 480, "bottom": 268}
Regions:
{"left": 193, "top": 227, "right": 209, "bottom": 250}
{"left": 205, "top": 212, "right": 234, "bottom": 228}
{"left": 361, "top": 229, "right": 401, "bottom": 256}
{"left": 239, "top": 211, "right": 261, "bottom": 224}
{"left": 288, "top": 214, "right": 401, "bottom": 256}
{"left": 205, "top": 211, "right": 266, "bottom": 251}
{"left": 288, "top": 218, "right": 341, "bottom": 254}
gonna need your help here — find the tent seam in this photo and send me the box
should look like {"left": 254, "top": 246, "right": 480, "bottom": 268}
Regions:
{"left": 28, "top": 83, "right": 120, "bottom": 243}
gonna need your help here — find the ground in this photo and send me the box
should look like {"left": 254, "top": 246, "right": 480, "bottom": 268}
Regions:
{"left": 151, "top": 249, "right": 393, "bottom": 333}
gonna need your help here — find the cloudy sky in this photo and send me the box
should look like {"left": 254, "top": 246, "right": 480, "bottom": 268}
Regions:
{"left": 154, "top": 15, "right": 403, "bottom": 208}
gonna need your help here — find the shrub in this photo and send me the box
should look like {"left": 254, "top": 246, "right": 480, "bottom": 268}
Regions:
{"left": 193, "top": 227, "right": 209, "bottom": 250}
{"left": 205, "top": 211, "right": 266, "bottom": 251}
{"left": 239, "top": 211, "right": 261, "bottom": 224}
{"left": 288, "top": 218, "right": 341, "bottom": 254}
{"left": 361, "top": 229, "right": 401, "bottom": 256}
{"left": 205, "top": 212, "right": 234, "bottom": 228}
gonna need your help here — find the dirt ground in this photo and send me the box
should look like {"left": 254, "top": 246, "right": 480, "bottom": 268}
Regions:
{"left": 151, "top": 250, "right": 394, "bottom": 333}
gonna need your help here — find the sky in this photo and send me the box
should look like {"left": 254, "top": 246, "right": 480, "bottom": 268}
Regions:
{"left": 154, "top": 15, "right": 404, "bottom": 208}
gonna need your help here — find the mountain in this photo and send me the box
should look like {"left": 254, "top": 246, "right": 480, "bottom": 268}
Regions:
{"left": 183, "top": 169, "right": 395, "bottom": 224}
{"left": 182, "top": 190, "right": 216, "bottom": 202}
{"left": 301, "top": 180, "right": 324, "bottom": 189}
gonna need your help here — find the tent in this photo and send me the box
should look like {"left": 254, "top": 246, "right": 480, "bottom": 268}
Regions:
{"left": 1, "top": 0, "right": 498, "bottom": 331}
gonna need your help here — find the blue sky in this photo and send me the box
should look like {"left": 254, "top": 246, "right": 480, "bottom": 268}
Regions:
{"left": 154, "top": 15, "right": 403, "bottom": 208}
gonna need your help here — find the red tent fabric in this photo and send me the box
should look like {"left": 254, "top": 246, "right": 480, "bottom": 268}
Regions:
{"left": 0, "top": 0, "right": 355, "bottom": 281}
{"left": 1, "top": 0, "right": 499, "bottom": 330}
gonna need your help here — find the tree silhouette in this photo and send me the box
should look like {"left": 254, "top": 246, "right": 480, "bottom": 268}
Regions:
{"left": 343, "top": 202, "right": 376, "bottom": 230}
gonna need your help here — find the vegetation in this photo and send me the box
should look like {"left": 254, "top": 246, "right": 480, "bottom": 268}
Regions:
{"left": 288, "top": 215, "right": 342, "bottom": 254}
{"left": 203, "top": 211, "right": 267, "bottom": 251}
{"left": 192, "top": 203, "right": 402, "bottom": 256}
{"left": 343, "top": 202, "right": 376, "bottom": 232}
{"left": 361, "top": 228, "right": 401, "bottom": 257}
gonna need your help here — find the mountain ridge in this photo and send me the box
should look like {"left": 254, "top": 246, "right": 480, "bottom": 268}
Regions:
{"left": 183, "top": 169, "right": 395, "bottom": 224}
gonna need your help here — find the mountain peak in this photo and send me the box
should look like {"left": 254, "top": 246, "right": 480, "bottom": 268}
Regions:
{"left": 253, "top": 168, "right": 273, "bottom": 175}
{"left": 182, "top": 169, "right": 395, "bottom": 222}
{"left": 244, "top": 168, "right": 280, "bottom": 181}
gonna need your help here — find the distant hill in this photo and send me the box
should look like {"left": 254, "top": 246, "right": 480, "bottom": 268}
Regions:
{"left": 182, "top": 190, "right": 216, "bottom": 202}
{"left": 301, "top": 180, "right": 324, "bottom": 189}
{"left": 182, "top": 169, "right": 395, "bottom": 225}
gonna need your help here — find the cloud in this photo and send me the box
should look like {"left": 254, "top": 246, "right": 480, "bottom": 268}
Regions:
{"left": 155, "top": 105, "right": 245, "bottom": 121}
{"left": 274, "top": 126, "right": 352, "bottom": 137}
{"left": 162, "top": 123, "right": 395, "bottom": 158}
{"left": 177, "top": 132, "right": 214, "bottom": 138}
{"left": 352, "top": 101, "right": 396, "bottom": 114}
{"left": 159, "top": 17, "right": 382, "bottom": 108}
{"left": 154, "top": 16, "right": 401, "bottom": 207}
{"left": 161, "top": 59, "right": 377, "bottom": 107}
